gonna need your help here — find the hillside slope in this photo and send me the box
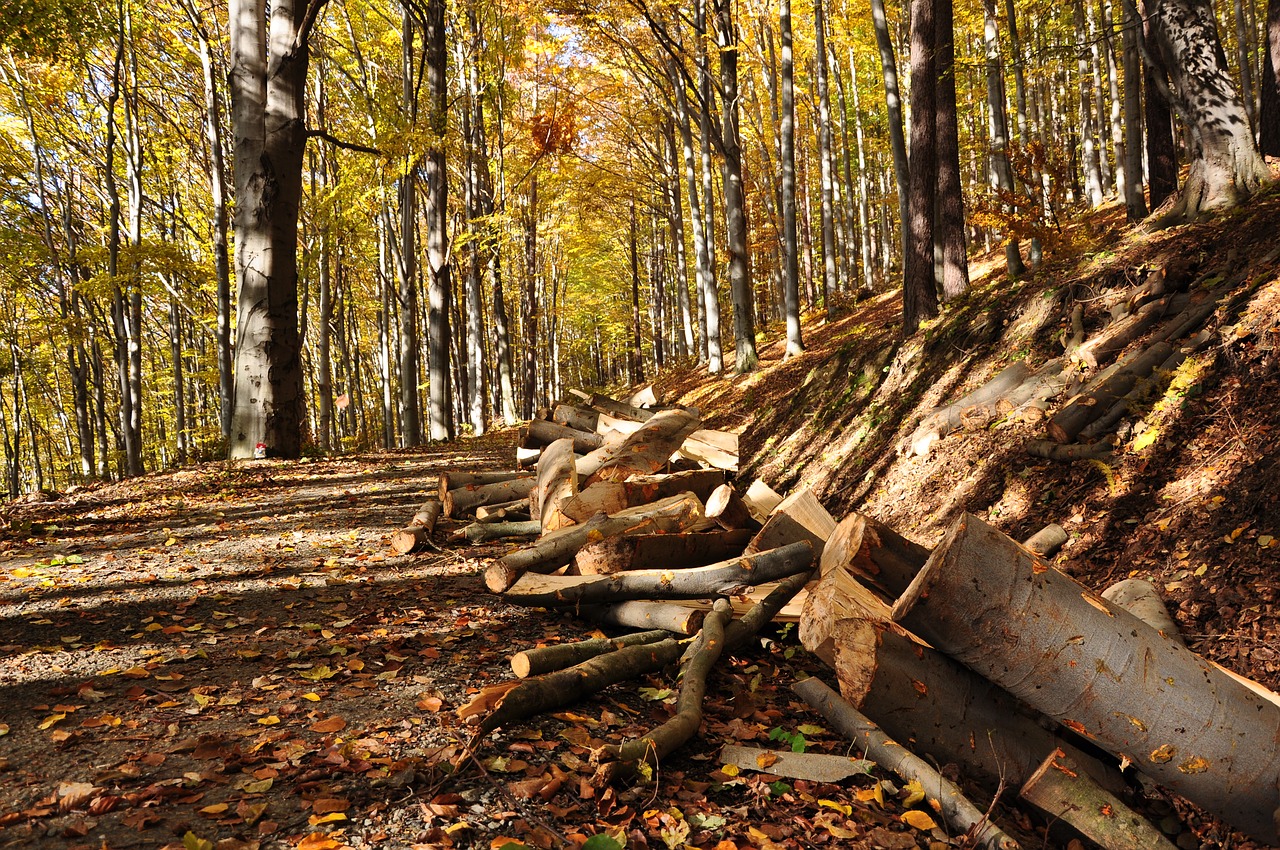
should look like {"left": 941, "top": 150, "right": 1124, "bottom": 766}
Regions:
{"left": 662, "top": 191, "right": 1280, "bottom": 697}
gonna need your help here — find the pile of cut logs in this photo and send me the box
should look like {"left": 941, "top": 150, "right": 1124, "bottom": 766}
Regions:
{"left": 391, "top": 387, "right": 1280, "bottom": 849}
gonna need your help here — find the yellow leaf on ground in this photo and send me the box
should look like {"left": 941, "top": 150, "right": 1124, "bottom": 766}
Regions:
{"left": 902, "top": 779, "right": 926, "bottom": 807}
{"left": 902, "top": 810, "right": 937, "bottom": 830}
{"left": 818, "top": 799, "right": 852, "bottom": 816}
{"left": 296, "top": 833, "right": 343, "bottom": 850}
{"left": 257, "top": 716, "right": 280, "bottom": 726}
{"left": 308, "top": 812, "right": 348, "bottom": 826}
{"left": 38, "top": 713, "right": 66, "bottom": 730}
{"left": 199, "top": 803, "right": 229, "bottom": 815}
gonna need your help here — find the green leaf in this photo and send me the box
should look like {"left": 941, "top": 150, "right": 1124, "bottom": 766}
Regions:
{"left": 582, "top": 835, "right": 625, "bottom": 850}
{"left": 768, "top": 780, "right": 792, "bottom": 796}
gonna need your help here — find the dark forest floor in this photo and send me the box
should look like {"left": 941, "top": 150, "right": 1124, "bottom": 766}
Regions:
{"left": 3, "top": 192, "right": 1280, "bottom": 850}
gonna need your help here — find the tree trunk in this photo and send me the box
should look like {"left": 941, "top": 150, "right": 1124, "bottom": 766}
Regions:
{"left": 1260, "top": 0, "right": 1280, "bottom": 156}
{"left": 981, "top": 0, "right": 1027, "bottom": 277}
{"left": 227, "top": 0, "right": 313, "bottom": 459}
{"left": 903, "top": 0, "right": 940, "bottom": 335}
{"left": 580, "top": 601, "right": 706, "bottom": 635}
{"left": 779, "top": 0, "right": 803, "bottom": 356}
{"left": 511, "top": 630, "right": 673, "bottom": 679}
{"left": 935, "top": 0, "right": 969, "bottom": 301}
{"left": 671, "top": 58, "right": 713, "bottom": 365}
{"left": 892, "top": 513, "right": 1280, "bottom": 845}
{"left": 871, "top": 0, "right": 910, "bottom": 268}
{"left": 814, "top": 0, "right": 839, "bottom": 319}
{"left": 424, "top": 0, "right": 452, "bottom": 441}
{"left": 1122, "top": 0, "right": 1150, "bottom": 219}
{"left": 581, "top": 409, "right": 702, "bottom": 485}
{"left": 697, "top": 0, "right": 724, "bottom": 374}
{"left": 1141, "top": 1, "right": 1180, "bottom": 210}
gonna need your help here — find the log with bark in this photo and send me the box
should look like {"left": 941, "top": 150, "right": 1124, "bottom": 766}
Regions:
{"left": 475, "top": 498, "right": 531, "bottom": 523}
{"left": 390, "top": 499, "right": 443, "bottom": 555}
{"left": 444, "top": 476, "right": 536, "bottom": 518}
{"left": 439, "top": 470, "right": 524, "bottom": 493}
{"left": 742, "top": 479, "right": 784, "bottom": 522}
{"left": 579, "top": 601, "right": 706, "bottom": 635}
{"left": 1025, "top": 439, "right": 1113, "bottom": 462}
{"left": 704, "top": 484, "right": 754, "bottom": 530}
{"left": 905, "top": 361, "right": 1032, "bottom": 456}
{"left": 1047, "top": 342, "right": 1175, "bottom": 443}
{"left": 794, "top": 677, "right": 1021, "bottom": 850}
{"left": 501, "top": 541, "right": 816, "bottom": 608}
{"left": 1071, "top": 292, "right": 1188, "bottom": 370}
{"left": 891, "top": 512, "right": 1280, "bottom": 845}
{"left": 581, "top": 409, "right": 703, "bottom": 485}
{"left": 589, "top": 392, "right": 655, "bottom": 422}
{"left": 523, "top": 417, "right": 605, "bottom": 454}
{"left": 1101, "top": 578, "right": 1185, "bottom": 645}
{"left": 451, "top": 520, "right": 542, "bottom": 544}
{"left": 557, "top": 470, "right": 726, "bottom": 523}
{"left": 484, "top": 492, "right": 706, "bottom": 593}
{"left": 553, "top": 403, "right": 600, "bottom": 433}
{"left": 532, "top": 437, "right": 578, "bottom": 531}
{"left": 1021, "top": 523, "right": 1068, "bottom": 557}
{"left": 1020, "top": 748, "right": 1177, "bottom": 850}
{"left": 746, "top": 488, "right": 837, "bottom": 557}
{"left": 511, "top": 629, "right": 672, "bottom": 678}
{"left": 574, "top": 529, "right": 752, "bottom": 575}
{"left": 592, "top": 600, "right": 733, "bottom": 777}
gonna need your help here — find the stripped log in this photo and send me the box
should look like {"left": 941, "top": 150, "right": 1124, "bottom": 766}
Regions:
{"left": 484, "top": 492, "right": 705, "bottom": 593}
{"left": 746, "top": 488, "right": 837, "bottom": 558}
{"left": 742, "top": 479, "right": 784, "bottom": 522}
{"left": 574, "top": 529, "right": 751, "bottom": 575}
{"left": 705, "top": 484, "right": 754, "bottom": 530}
{"left": 501, "top": 541, "right": 815, "bottom": 608}
{"left": 1048, "top": 342, "right": 1175, "bottom": 443}
{"left": 891, "top": 512, "right": 1280, "bottom": 845}
{"left": 794, "top": 677, "right": 1021, "bottom": 850}
{"left": 558, "top": 469, "right": 725, "bottom": 523}
{"left": 444, "top": 476, "right": 535, "bottom": 518}
{"left": 532, "top": 437, "right": 578, "bottom": 531}
{"left": 1021, "top": 523, "right": 1068, "bottom": 557}
{"left": 579, "top": 601, "right": 706, "bottom": 635}
{"left": 1020, "top": 748, "right": 1177, "bottom": 850}
{"left": 390, "top": 499, "right": 443, "bottom": 555}
{"left": 582, "top": 409, "right": 703, "bottom": 485}
{"left": 511, "top": 629, "right": 671, "bottom": 678}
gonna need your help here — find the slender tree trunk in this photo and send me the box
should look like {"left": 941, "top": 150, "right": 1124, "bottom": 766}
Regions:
{"left": 672, "top": 58, "right": 712, "bottom": 365}
{"left": 1076, "top": 0, "right": 1106, "bottom": 207}
{"left": 227, "top": 0, "right": 316, "bottom": 458}
{"left": 696, "top": 0, "right": 724, "bottom": 374}
{"left": 1122, "top": 0, "right": 1150, "bottom": 218}
{"left": 780, "top": 0, "right": 803, "bottom": 356}
{"left": 935, "top": 0, "right": 969, "bottom": 301}
{"left": 982, "top": 0, "right": 1027, "bottom": 277}
{"left": 813, "top": 0, "right": 839, "bottom": 319}
{"left": 904, "top": 0, "right": 940, "bottom": 335}
{"left": 424, "top": 0, "right": 453, "bottom": 440}
{"left": 1102, "top": 0, "right": 1127, "bottom": 202}
{"left": 1257, "top": 0, "right": 1280, "bottom": 156}
{"left": 522, "top": 175, "right": 539, "bottom": 416}
{"left": 169, "top": 297, "right": 188, "bottom": 465}
{"left": 1235, "top": 0, "right": 1257, "bottom": 130}
{"left": 664, "top": 123, "right": 695, "bottom": 360}
{"left": 629, "top": 199, "right": 645, "bottom": 384}
{"left": 1141, "top": 1, "right": 1180, "bottom": 209}
{"left": 399, "top": 8, "right": 422, "bottom": 446}
{"left": 871, "top": 0, "right": 910, "bottom": 269}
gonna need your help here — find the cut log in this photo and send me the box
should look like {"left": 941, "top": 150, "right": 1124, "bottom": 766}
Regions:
{"left": 746, "top": 488, "right": 837, "bottom": 558}
{"left": 676, "top": 431, "right": 739, "bottom": 471}
{"left": 905, "top": 361, "right": 1033, "bottom": 455}
{"left": 516, "top": 447, "right": 540, "bottom": 469}
{"left": 475, "top": 498, "right": 531, "bottom": 523}
{"left": 1020, "top": 748, "right": 1177, "bottom": 850}
{"left": 553, "top": 403, "right": 600, "bottom": 433}
{"left": 798, "top": 562, "right": 895, "bottom": 663}
{"left": 469, "top": 638, "right": 686, "bottom": 734}
{"left": 582, "top": 409, "right": 703, "bottom": 485}
{"left": 705, "top": 484, "right": 754, "bottom": 530}
{"left": 484, "top": 492, "right": 705, "bottom": 593}
{"left": 1048, "top": 342, "right": 1174, "bottom": 443}
{"left": 1021, "top": 523, "right": 1068, "bottom": 557}
{"left": 579, "top": 601, "right": 706, "bottom": 635}
{"left": 1101, "top": 578, "right": 1185, "bottom": 645}
{"left": 827, "top": 618, "right": 1123, "bottom": 796}
{"left": 793, "top": 677, "right": 1021, "bottom": 850}
{"left": 439, "top": 470, "right": 524, "bottom": 493}
{"left": 574, "top": 529, "right": 752, "bottom": 575}
{"left": 1025, "top": 439, "right": 1113, "bottom": 461}
{"left": 558, "top": 470, "right": 726, "bottom": 524}
{"left": 589, "top": 392, "right": 655, "bottom": 422}
{"left": 524, "top": 417, "right": 604, "bottom": 454}
{"left": 627, "top": 384, "right": 659, "bottom": 407}
{"left": 444, "top": 476, "right": 535, "bottom": 518}
{"left": 1072, "top": 293, "right": 1186, "bottom": 370}
{"left": 742, "top": 479, "right": 784, "bottom": 522}
{"left": 390, "top": 499, "right": 443, "bottom": 554}
{"left": 593, "top": 599, "right": 732, "bottom": 774}
{"left": 891, "top": 512, "right": 1280, "bottom": 845}
{"left": 511, "top": 629, "right": 672, "bottom": 678}
{"left": 532, "top": 437, "right": 578, "bottom": 532}
{"left": 452, "top": 520, "right": 541, "bottom": 544}
{"left": 501, "top": 541, "right": 815, "bottom": 607}
{"left": 819, "top": 513, "right": 929, "bottom": 597}
{"left": 722, "top": 566, "right": 815, "bottom": 650}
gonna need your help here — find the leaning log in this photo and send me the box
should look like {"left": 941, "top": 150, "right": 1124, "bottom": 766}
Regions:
{"left": 524, "top": 417, "right": 604, "bottom": 454}
{"left": 1047, "top": 342, "right": 1174, "bottom": 443}
{"left": 501, "top": 541, "right": 815, "bottom": 608}
{"left": 558, "top": 469, "right": 726, "bottom": 523}
{"left": 484, "top": 492, "right": 705, "bottom": 592}
{"left": 579, "top": 601, "right": 706, "bottom": 635}
{"left": 574, "top": 529, "right": 751, "bottom": 575}
{"left": 532, "top": 437, "right": 578, "bottom": 531}
{"left": 390, "top": 499, "right": 443, "bottom": 555}
{"left": 439, "top": 470, "right": 524, "bottom": 493}
{"left": 444, "top": 476, "right": 535, "bottom": 518}
{"left": 746, "top": 488, "right": 837, "bottom": 557}
{"left": 794, "top": 677, "right": 1021, "bottom": 850}
{"left": 582, "top": 409, "right": 703, "bottom": 485}
{"left": 891, "top": 512, "right": 1280, "bottom": 845}
{"left": 905, "top": 361, "right": 1032, "bottom": 456}
{"left": 1020, "top": 748, "right": 1177, "bottom": 850}
{"left": 511, "top": 629, "right": 672, "bottom": 678}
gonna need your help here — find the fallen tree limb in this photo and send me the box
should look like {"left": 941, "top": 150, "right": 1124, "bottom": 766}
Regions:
{"left": 579, "top": 601, "right": 706, "bottom": 635}
{"left": 475, "top": 498, "right": 531, "bottom": 523}
{"left": 467, "top": 638, "right": 687, "bottom": 734}
{"left": 501, "top": 541, "right": 815, "bottom": 607}
{"left": 524, "top": 418, "right": 604, "bottom": 454}
{"left": 593, "top": 599, "right": 733, "bottom": 776}
{"left": 722, "top": 566, "right": 815, "bottom": 650}
{"left": 439, "top": 470, "right": 525, "bottom": 493}
{"left": 484, "top": 492, "right": 705, "bottom": 593}
{"left": 1072, "top": 293, "right": 1187, "bottom": 370}
{"left": 452, "top": 520, "right": 541, "bottom": 544}
{"left": 553, "top": 403, "right": 600, "bottom": 433}
{"left": 1020, "top": 748, "right": 1177, "bottom": 850}
{"left": 793, "top": 677, "right": 1021, "bottom": 850}
{"left": 1025, "top": 439, "right": 1113, "bottom": 461}
{"left": 719, "top": 745, "right": 873, "bottom": 782}
{"left": 819, "top": 513, "right": 928, "bottom": 598}
{"left": 891, "top": 513, "right": 1280, "bottom": 845}
{"left": 444, "top": 476, "right": 536, "bottom": 518}
{"left": 1048, "top": 342, "right": 1175, "bottom": 443}
{"left": 1101, "top": 578, "right": 1184, "bottom": 645}
{"left": 1021, "top": 523, "right": 1068, "bottom": 557}
{"left": 511, "top": 629, "right": 672, "bottom": 678}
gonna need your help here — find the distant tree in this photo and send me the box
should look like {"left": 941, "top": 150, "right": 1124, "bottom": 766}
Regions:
{"left": 1260, "top": 0, "right": 1280, "bottom": 157}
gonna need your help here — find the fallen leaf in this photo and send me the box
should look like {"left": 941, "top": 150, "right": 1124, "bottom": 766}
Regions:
{"left": 296, "top": 833, "right": 343, "bottom": 850}
{"left": 257, "top": 716, "right": 280, "bottom": 726}
{"left": 311, "top": 798, "right": 348, "bottom": 815}
{"left": 902, "top": 778, "right": 925, "bottom": 807}
{"left": 901, "top": 810, "right": 937, "bottom": 830}
{"left": 309, "top": 717, "right": 347, "bottom": 733}
{"left": 308, "top": 812, "right": 348, "bottom": 825}
{"left": 200, "top": 803, "right": 229, "bottom": 815}
{"left": 39, "top": 713, "right": 67, "bottom": 730}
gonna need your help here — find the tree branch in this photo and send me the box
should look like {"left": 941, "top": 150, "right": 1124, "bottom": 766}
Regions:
{"left": 306, "top": 129, "right": 382, "bottom": 156}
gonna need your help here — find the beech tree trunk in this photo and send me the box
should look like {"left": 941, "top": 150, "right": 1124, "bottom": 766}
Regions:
{"left": 779, "top": 0, "right": 803, "bottom": 356}
{"left": 892, "top": 513, "right": 1280, "bottom": 844}
{"left": 903, "top": 0, "right": 939, "bottom": 334}
{"left": 1258, "top": 0, "right": 1280, "bottom": 156}
{"left": 227, "top": 0, "right": 315, "bottom": 459}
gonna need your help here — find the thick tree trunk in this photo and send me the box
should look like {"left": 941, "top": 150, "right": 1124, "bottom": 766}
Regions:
{"left": 1149, "top": 0, "right": 1272, "bottom": 222}
{"left": 424, "top": 0, "right": 453, "bottom": 440}
{"left": 903, "top": 0, "right": 940, "bottom": 335}
{"left": 1261, "top": 0, "right": 1280, "bottom": 156}
{"left": 1142, "top": 3, "right": 1180, "bottom": 210}
{"left": 1122, "top": 0, "right": 1149, "bottom": 219}
{"left": 227, "top": 0, "right": 312, "bottom": 459}
{"left": 934, "top": 0, "right": 969, "bottom": 301}
{"left": 892, "top": 513, "right": 1280, "bottom": 844}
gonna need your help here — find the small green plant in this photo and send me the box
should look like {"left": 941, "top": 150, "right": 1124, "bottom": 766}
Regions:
{"left": 768, "top": 726, "right": 807, "bottom": 753}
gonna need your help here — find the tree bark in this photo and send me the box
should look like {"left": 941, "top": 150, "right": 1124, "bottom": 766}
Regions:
{"left": 870, "top": 0, "right": 910, "bottom": 268}
{"left": 813, "top": 0, "right": 840, "bottom": 318}
{"left": 511, "top": 629, "right": 673, "bottom": 679}
{"left": 532, "top": 437, "right": 577, "bottom": 531}
{"left": 1048, "top": 342, "right": 1174, "bottom": 442}
{"left": 444, "top": 476, "right": 536, "bottom": 518}
{"left": 903, "top": 0, "right": 940, "bottom": 335}
{"left": 779, "top": 0, "right": 803, "bottom": 355}
{"left": 574, "top": 529, "right": 752, "bottom": 575}
{"left": 1141, "top": 1, "right": 1179, "bottom": 210}
{"left": 580, "top": 600, "right": 706, "bottom": 635}
{"left": 559, "top": 470, "right": 727, "bottom": 523}
{"left": 934, "top": 0, "right": 969, "bottom": 301}
{"left": 582, "top": 409, "right": 702, "bottom": 485}
{"left": 1260, "top": 0, "right": 1280, "bottom": 156}
{"left": 892, "top": 513, "right": 1280, "bottom": 845}
{"left": 501, "top": 540, "right": 815, "bottom": 607}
